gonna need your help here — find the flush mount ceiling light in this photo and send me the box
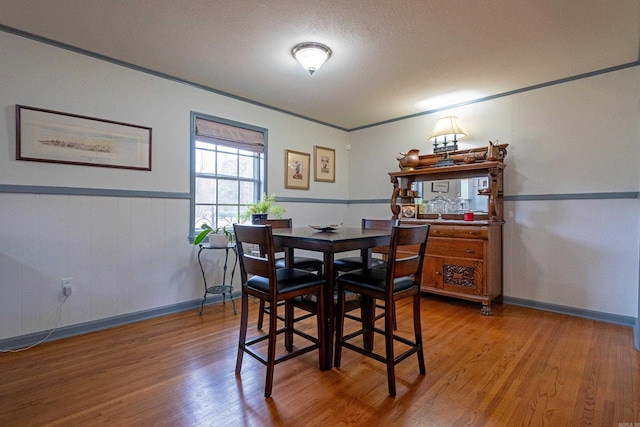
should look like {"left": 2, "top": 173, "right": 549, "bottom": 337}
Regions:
{"left": 292, "top": 42, "right": 331, "bottom": 75}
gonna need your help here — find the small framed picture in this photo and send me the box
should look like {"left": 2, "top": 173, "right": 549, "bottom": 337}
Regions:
{"left": 313, "top": 145, "right": 335, "bottom": 183}
{"left": 400, "top": 204, "right": 417, "bottom": 219}
{"left": 285, "top": 149, "right": 310, "bottom": 190}
{"left": 431, "top": 181, "right": 449, "bottom": 193}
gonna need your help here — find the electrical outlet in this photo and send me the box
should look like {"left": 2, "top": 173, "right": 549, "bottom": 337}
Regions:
{"left": 62, "top": 278, "right": 73, "bottom": 296}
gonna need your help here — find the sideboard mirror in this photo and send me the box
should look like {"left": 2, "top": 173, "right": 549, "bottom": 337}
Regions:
{"left": 420, "top": 179, "right": 489, "bottom": 213}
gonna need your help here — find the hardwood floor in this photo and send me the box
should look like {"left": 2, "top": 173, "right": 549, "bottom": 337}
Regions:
{"left": 0, "top": 295, "right": 638, "bottom": 426}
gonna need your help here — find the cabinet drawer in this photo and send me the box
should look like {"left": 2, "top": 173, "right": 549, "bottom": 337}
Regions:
{"left": 426, "top": 238, "right": 484, "bottom": 260}
{"left": 430, "top": 225, "right": 487, "bottom": 239}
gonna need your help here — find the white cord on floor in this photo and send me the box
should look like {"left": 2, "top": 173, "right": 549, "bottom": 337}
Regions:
{"left": 0, "top": 295, "right": 68, "bottom": 353}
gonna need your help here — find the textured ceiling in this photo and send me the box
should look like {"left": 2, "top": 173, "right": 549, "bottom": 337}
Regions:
{"left": 1, "top": 0, "right": 638, "bottom": 130}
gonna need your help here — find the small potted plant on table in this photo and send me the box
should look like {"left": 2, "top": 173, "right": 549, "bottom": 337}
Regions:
{"left": 193, "top": 224, "right": 232, "bottom": 248}
{"left": 244, "top": 193, "right": 285, "bottom": 224}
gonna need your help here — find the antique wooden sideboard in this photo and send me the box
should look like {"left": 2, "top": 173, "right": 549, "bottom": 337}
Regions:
{"left": 390, "top": 143, "right": 508, "bottom": 315}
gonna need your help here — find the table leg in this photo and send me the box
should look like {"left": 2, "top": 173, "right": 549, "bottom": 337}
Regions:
{"left": 283, "top": 247, "right": 295, "bottom": 349}
{"left": 322, "top": 252, "right": 335, "bottom": 370}
{"left": 284, "top": 247, "right": 294, "bottom": 267}
{"left": 360, "top": 248, "right": 373, "bottom": 268}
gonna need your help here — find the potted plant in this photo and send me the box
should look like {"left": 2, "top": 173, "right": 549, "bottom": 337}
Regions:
{"left": 244, "top": 193, "right": 285, "bottom": 224}
{"left": 193, "top": 223, "right": 232, "bottom": 248}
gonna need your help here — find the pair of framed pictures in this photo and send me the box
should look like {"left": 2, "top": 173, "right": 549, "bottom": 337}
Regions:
{"left": 285, "top": 146, "right": 335, "bottom": 190}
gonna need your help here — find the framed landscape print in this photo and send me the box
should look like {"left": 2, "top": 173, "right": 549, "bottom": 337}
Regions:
{"left": 313, "top": 145, "right": 335, "bottom": 183}
{"left": 285, "top": 149, "right": 310, "bottom": 190}
{"left": 16, "top": 105, "right": 152, "bottom": 170}
{"left": 431, "top": 181, "right": 449, "bottom": 193}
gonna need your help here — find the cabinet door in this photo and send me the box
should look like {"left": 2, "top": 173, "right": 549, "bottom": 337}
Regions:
{"left": 420, "top": 256, "right": 439, "bottom": 291}
{"left": 437, "top": 257, "right": 484, "bottom": 295}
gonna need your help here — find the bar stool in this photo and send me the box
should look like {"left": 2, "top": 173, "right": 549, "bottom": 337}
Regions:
{"left": 334, "top": 218, "right": 398, "bottom": 330}
{"left": 255, "top": 218, "right": 323, "bottom": 329}
{"left": 233, "top": 223, "right": 326, "bottom": 398}
{"left": 334, "top": 224, "right": 430, "bottom": 396}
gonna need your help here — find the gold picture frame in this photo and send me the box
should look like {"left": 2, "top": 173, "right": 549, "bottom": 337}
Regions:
{"left": 285, "top": 149, "right": 310, "bottom": 190}
{"left": 313, "top": 145, "right": 335, "bottom": 183}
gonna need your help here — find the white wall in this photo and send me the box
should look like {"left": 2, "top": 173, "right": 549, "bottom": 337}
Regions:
{"left": 349, "top": 67, "right": 640, "bottom": 317}
{"left": 503, "top": 199, "right": 638, "bottom": 314}
{"left": 1, "top": 30, "right": 639, "bottom": 342}
{"left": 0, "top": 31, "right": 348, "bottom": 341}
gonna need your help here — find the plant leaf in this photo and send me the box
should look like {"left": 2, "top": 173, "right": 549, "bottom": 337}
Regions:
{"left": 193, "top": 229, "right": 211, "bottom": 245}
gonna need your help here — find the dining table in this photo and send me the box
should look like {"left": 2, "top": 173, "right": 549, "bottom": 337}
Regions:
{"left": 271, "top": 226, "right": 392, "bottom": 370}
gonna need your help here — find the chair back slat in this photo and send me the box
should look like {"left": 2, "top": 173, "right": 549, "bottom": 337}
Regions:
{"left": 392, "top": 253, "right": 421, "bottom": 277}
{"left": 256, "top": 218, "right": 292, "bottom": 253}
{"left": 362, "top": 218, "right": 398, "bottom": 255}
{"left": 362, "top": 219, "right": 398, "bottom": 229}
{"left": 241, "top": 253, "right": 272, "bottom": 278}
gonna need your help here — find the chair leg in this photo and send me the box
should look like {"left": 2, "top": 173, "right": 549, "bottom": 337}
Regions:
{"left": 235, "top": 292, "right": 250, "bottom": 374}
{"left": 333, "top": 285, "right": 345, "bottom": 368}
{"left": 373, "top": 300, "right": 397, "bottom": 331}
{"left": 361, "top": 296, "right": 375, "bottom": 351}
{"left": 393, "top": 305, "right": 397, "bottom": 331}
{"left": 257, "top": 300, "right": 266, "bottom": 329}
{"left": 284, "top": 300, "right": 294, "bottom": 352}
{"left": 414, "top": 293, "right": 426, "bottom": 375}
{"left": 385, "top": 300, "right": 397, "bottom": 397}
{"left": 265, "top": 299, "right": 278, "bottom": 398}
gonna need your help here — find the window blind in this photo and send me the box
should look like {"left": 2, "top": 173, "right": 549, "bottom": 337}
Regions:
{"left": 195, "top": 118, "right": 265, "bottom": 152}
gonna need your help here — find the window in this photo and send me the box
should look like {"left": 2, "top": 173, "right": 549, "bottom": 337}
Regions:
{"left": 191, "top": 113, "right": 266, "bottom": 239}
